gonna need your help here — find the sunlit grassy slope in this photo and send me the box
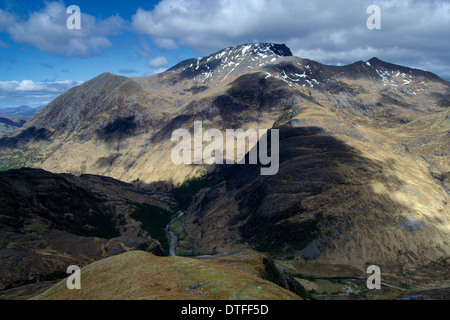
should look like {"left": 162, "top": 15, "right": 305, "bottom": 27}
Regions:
{"left": 33, "top": 251, "right": 300, "bottom": 300}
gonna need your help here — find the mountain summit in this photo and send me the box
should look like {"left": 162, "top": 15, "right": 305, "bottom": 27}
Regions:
{"left": 170, "top": 43, "right": 293, "bottom": 71}
{"left": 166, "top": 43, "right": 293, "bottom": 83}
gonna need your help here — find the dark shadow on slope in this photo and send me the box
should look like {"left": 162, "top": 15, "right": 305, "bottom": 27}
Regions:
{"left": 184, "top": 85, "right": 209, "bottom": 94}
{"left": 0, "top": 168, "right": 117, "bottom": 238}
{"left": 0, "top": 168, "right": 177, "bottom": 239}
{"left": 215, "top": 73, "right": 294, "bottom": 123}
{"left": 97, "top": 116, "right": 138, "bottom": 141}
{"left": 185, "top": 125, "right": 413, "bottom": 256}
{"left": 151, "top": 73, "right": 297, "bottom": 146}
{"left": 0, "top": 168, "right": 178, "bottom": 293}
{"left": 0, "top": 118, "right": 26, "bottom": 128}
{"left": 0, "top": 126, "right": 52, "bottom": 149}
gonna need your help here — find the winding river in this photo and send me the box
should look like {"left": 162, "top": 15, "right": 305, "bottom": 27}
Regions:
{"left": 165, "top": 211, "right": 184, "bottom": 256}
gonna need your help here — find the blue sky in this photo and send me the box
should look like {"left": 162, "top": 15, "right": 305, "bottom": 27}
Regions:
{"left": 0, "top": 0, "right": 200, "bottom": 108}
{"left": 0, "top": 0, "right": 449, "bottom": 109}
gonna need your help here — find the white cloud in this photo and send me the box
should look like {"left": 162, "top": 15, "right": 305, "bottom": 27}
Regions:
{"left": 0, "top": 9, "right": 15, "bottom": 32}
{"left": 0, "top": 80, "right": 83, "bottom": 93}
{"left": 134, "top": 38, "right": 153, "bottom": 57}
{"left": 131, "top": 0, "right": 450, "bottom": 79}
{"left": 1, "top": 2, "right": 126, "bottom": 58}
{"left": 147, "top": 56, "right": 170, "bottom": 68}
{"left": 0, "top": 80, "right": 84, "bottom": 108}
{"left": 153, "top": 37, "right": 178, "bottom": 49}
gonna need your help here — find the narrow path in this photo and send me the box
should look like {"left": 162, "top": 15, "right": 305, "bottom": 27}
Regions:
{"left": 313, "top": 276, "right": 402, "bottom": 289}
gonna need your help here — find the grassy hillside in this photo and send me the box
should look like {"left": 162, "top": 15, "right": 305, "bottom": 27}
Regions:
{"left": 33, "top": 251, "right": 301, "bottom": 300}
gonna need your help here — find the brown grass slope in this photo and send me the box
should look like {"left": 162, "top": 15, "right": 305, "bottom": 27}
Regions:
{"left": 33, "top": 250, "right": 300, "bottom": 300}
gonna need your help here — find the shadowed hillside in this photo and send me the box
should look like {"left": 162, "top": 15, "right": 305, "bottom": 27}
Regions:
{"left": 0, "top": 168, "right": 177, "bottom": 295}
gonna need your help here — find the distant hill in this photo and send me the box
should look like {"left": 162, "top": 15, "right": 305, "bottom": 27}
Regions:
{"left": 0, "top": 106, "right": 41, "bottom": 137}
{"left": 0, "top": 118, "right": 26, "bottom": 137}
{"left": 0, "top": 118, "right": 26, "bottom": 127}
{"left": 0, "top": 105, "right": 40, "bottom": 121}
